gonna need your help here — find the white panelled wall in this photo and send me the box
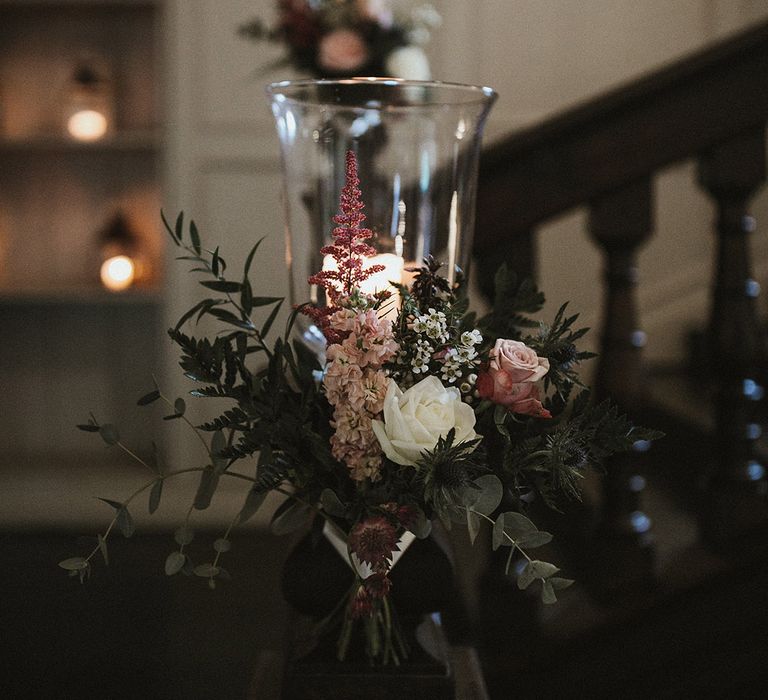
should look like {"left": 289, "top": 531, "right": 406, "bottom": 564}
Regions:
{"left": 162, "top": 0, "right": 768, "bottom": 475}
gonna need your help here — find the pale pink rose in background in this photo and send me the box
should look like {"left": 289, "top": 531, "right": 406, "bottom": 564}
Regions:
{"left": 356, "top": 0, "right": 394, "bottom": 28}
{"left": 318, "top": 29, "right": 369, "bottom": 73}
{"left": 490, "top": 338, "right": 549, "bottom": 382}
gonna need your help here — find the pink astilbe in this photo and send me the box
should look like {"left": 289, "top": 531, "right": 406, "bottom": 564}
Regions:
{"left": 303, "top": 150, "right": 386, "bottom": 343}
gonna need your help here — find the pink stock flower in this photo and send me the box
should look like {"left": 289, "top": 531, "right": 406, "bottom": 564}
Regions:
{"left": 330, "top": 406, "right": 382, "bottom": 480}
{"left": 347, "top": 368, "right": 389, "bottom": 414}
{"left": 323, "top": 351, "right": 364, "bottom": 407}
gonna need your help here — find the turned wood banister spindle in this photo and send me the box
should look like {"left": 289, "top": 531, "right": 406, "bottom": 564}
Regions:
{"left": 697, "top": 126, "right": 768, "bottom": 550}
{"left": 588, "top": 179, "right": 655, "bottom": 593}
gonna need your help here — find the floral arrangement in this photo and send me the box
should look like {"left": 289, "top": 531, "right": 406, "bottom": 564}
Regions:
{"left": 239, "top": 0, "right": 441, "bottom": 79}
{"left": 63, "top": 152, "right": 659, "bottom": 666}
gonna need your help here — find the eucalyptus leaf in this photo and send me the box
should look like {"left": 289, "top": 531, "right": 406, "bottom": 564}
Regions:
{"left": 116, "top": 506, "right": 135, "bottom": 538}
{"left": 515, "top": 530, "right": 553, "bottom": 548}
{"left": 496, "top": 511, "right": 538, "bottom": 541}
{"left": 97, "top": 534, "right": 109, "bottom": 566}
{"left": 549, "top": 577, "right": 575, "bottom": 591}
{"left": 165, "top": 551, "right": 186, "bottom": 576}
{"left": 213, "top": 538, "right": 231, "bottom": 553}
{"left": 137, "top": 390, "right": 161, "bottom": 406}
{"left": 174, "top": 398, "right": 186, "bottom": 416}
{"left": 517, "top": 559, "right": 560, "bottom": 590}
{"left": 492, "top": 515, "right": 507, "bottom": 551}
{"left": 76, "top": 423, "right": 100, "bottom": 432}
{"left": 193, "top": 563, "right": 220, "bottom": 578}
{"left": 211, "top": 431, "right": 227, "bottom": 472}
{"left": 58, "top": 557, "right": 88, "bottom": 571}
{"left": 148, "top": 479, "right": 163, "bottom": 514}
{"left": 445, "top": 504, "right": 466, "bottom": 524}
{"left": 174, "top": 526, "right": 194, "bottom": 546}
{"left": 541, "top": 580, "right": 557, "bottom": 604}
{"left": 194, "top": 468, "right": 220, "bottom": 510}
{"left": 270, "top": 500, "right": 312, "bottom": 536}
{"left": 99, "top": 424, "right": 119, "bottom": 446}
{"left": 466, "top": 474, "right": 503, "bottom": 515}
{"left": 97, "top": 497, "right": 122, "bottom": 512}
{"left": 236, "top": 488, "right": 267, "bottom": 525}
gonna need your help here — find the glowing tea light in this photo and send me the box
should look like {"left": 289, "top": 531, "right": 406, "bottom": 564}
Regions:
{"left": 322, "top": 252, "right": 408, "bottom": 320}
{"left": 67, "top": 109, "right": 109, "bottom": 141}
{"left": 358, "top": 253, "right": 404, "bottom": 297}
{"left": 100, "top": 255, "right": 135, "bottom": 292}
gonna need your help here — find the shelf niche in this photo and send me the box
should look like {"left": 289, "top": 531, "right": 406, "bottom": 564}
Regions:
{"left": 0, "top": 0, "right": 165, "bottom": 465}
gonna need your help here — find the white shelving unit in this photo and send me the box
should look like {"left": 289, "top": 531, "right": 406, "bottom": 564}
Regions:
{"left": 0, "top": 0, "right": 166, "bottom": 479}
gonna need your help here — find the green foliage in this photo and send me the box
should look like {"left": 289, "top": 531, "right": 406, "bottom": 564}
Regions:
{"left": 67, "top": 211, "right": 662, "bottom": 614}
{"left": 415, "top": 429, "right": 486, "bottom": 522}
{"left": 477, "top": 265, "right": 544, "bottom": 341}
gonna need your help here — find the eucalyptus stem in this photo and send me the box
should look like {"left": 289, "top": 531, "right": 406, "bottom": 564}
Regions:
{"left": 471, "top": 508, "right": 534, "bottom": 563}
{"left": 158, "top": 391, "right": 212, "bottom": 459}
{"left": 115, "top": 441, "right": 156, "bottom": 474}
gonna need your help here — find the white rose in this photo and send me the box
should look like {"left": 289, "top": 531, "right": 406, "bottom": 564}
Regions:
{"left": 371, "top": 376, "right": 478, "bottom": 466}
{"left": 384, "top": 46, "right": 431, "bottom": 80}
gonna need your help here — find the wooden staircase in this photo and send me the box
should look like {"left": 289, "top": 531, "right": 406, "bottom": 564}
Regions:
{"left": 472, "top": 19, "right": 768, "bottom": 699}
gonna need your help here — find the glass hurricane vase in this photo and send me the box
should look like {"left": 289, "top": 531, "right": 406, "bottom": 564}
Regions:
{"left": 267, "top": 78, "right": 497, "bottom": 351}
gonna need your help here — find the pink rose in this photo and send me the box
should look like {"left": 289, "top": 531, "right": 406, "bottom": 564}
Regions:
{"left": 490, "top": 339, "right": 549, "bottom": 382}
{"left": 317, "top": 29, "right": 369, "bottom": 73}
{"left": 477, "top": 339, "right": 551, "bottom": 418}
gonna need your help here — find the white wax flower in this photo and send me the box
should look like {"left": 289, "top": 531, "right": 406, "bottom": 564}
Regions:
{"left": 372, "top": 376, "right": 478, "bottom": 466}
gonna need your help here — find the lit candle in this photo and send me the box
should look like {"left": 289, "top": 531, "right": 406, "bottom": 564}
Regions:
{"left": 322, "top": 252, "right": 406, "bottom": 319}
{"left": 67, "top": 109, "right": 108, "bottom": 141}
{"left": 100, "top": 255, "right": 135, "bottom": 292}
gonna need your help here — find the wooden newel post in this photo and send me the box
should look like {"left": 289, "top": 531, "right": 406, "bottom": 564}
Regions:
{"left": 588, "top": 179, "right": 656, "bottom": 594}
{"left": 697, "top": 126, "right": 768, "bottom": 551}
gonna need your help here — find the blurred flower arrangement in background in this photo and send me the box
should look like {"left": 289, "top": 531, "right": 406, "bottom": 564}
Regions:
{"left": 239, "top": 0, "right": 441, "bottom": 79}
